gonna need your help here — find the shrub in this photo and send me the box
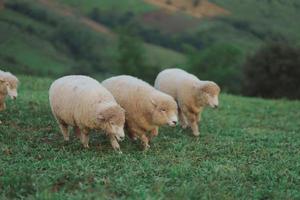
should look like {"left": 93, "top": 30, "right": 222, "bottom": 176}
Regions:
{"left": 243, "top": 42, "right": 300, "bottom": 99}
{"left": 187, "top": 43, "right": 243, "bottom": 93}
{"left": 116, "top": 27, "right": 160, "bottom": 83}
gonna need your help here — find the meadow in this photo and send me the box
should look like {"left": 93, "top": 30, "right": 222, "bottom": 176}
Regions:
{"left": 0, "top": 76, "right": 299, "bottom": 199}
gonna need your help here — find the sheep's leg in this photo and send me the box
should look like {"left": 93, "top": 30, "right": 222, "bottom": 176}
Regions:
{"left": 80, "top": 129, "right": 90, "bottom": 148}
{"left": 149, "top": 127, "right": 159, "bottom": 142}
{"left": 57, "top": 119, "right": 69, "bottom": 141}
{"left": 178, "top": 107, "right": 188, "bottom": 129}
{"left": 0, "top": 102, "right": 5, "bottom": 124}
{"left": 140, "top": 134, "right": 150, "bottom": 151}
{"left": 128, "top": 125, "right": 150, "bottom": 150}
{"left": 185, "top": 111, "right": 200, "bottom": 137}
{"left": 74, "top": 126, "right": 81, "bottom": 139}
{"left": 190, "top": 119, "right": 199, "bottom": 137}
{"left": 127, "top": 125, "right": 138, "bottom": 141}
{"left": 109, "top": 135, "right": 121, "bottom": 153}
{"left": 0, "top": 102, "right": 6, "bottom": 112}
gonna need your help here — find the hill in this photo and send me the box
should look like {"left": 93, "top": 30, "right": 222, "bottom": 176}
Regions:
{"left": 57, "top": 0, "right": 300, "bottom": 50}
{"left": 1, "top": 76, "right": 299, "bottom": 199}
{"left": 0, "top": 0, "right": 186, "bottom": 77}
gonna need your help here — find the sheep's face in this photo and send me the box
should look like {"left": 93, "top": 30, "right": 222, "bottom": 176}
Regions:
{"left": 151, "top": 98, "right": 178, "bottom": 126}
{"left": 198, "top": 82, "right": 220, "bottom": 108}
{"left": 97, "top": 105, "right": 126, "bottom": 141}
{"left": 0, "top": 78, "right": 18, "bottom": 99}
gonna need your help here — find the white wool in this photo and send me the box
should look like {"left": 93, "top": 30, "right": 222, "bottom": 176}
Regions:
{"left": 155, "top": 68, "right": 220, "bottom": 136}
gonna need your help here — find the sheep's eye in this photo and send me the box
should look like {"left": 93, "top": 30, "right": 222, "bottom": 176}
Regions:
{"left": 160, "top": 108, "right": 166, "bottom": 112}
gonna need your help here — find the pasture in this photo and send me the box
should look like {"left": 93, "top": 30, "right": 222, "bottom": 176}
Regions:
{"left": 0, "top": 76, "right": 299, "bottom": 199}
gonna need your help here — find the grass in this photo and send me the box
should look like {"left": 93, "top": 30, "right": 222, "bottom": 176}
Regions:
{"left": 0, "top": 76, "right": 299, "bottom": 199}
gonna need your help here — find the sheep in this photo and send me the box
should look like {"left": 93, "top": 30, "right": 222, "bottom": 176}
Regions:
{"left": 49, "top": 75, "right": 126, "bottom": 152}
{"left": 154, "top": 68, "right": 220, "bottom": 136}
{"left": 102, "top": 75, "right": 178, "bottom": 150}
{"left": 0, "top": 70, "right": 19, "bottom": 124}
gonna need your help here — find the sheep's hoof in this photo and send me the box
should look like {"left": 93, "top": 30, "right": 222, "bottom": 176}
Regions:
{"left": 193, "top": 132, "right": 200, "bottom": 137}
{"left": 0, "top": 120, "right": 2, "bottom": 125}
{"left": 112, "top": 145, "right": 121, "bottom": 152}
{"left": 117, "top": 150, "right": 123, "bottom": 154}
{"left": 132, "top": 136, "right": 138, "bottom": 141}
{"left": 84, "top": 144, "right": 90, "bottom": 149}
{"left": 181, "top": 124, "right": 188, "bottom": 129}
{"left": 143, "top": 144, "right": 150, "bottom": 151}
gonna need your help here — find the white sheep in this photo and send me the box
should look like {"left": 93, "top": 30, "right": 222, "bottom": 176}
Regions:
{"left": 155, "top": 68, "right": 220, "bottom": 136}
{"left": 102, "top": 75, "right": 178, "bottom": 150}
{"left": 49, "top": 75, "right": 126, "bottom": 152}
{"left": 0, "top": 70, "right": 19, "bottom": 124}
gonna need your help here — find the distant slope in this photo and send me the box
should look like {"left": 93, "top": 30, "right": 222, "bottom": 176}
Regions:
{"left": 0, "top": 9, "right": 75, "bottom": 76}
{"left": 144, "top": 0, "right": 230, "bottom": 18}
{"left": 0, "top": 0, "right": 186, "bottom": 77}
{"left": 57, "top": 0, "right": 300, "bottom": 53}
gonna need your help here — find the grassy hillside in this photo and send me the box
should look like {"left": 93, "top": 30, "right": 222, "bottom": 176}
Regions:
{"left": 0, "top": 9, "right": 75, "bottom": 76}
{"left": 1, "top": 76, "right": 299, "bottom": 199}
{"left": 0, "top": 0, "right": 186, "bottom": 77}
{"left": 58, "top": 0, "right": 300, "bottom": 51}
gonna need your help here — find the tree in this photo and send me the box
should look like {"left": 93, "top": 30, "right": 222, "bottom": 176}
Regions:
{"left": 243, "top": 42, "right": 300, "bottom": 99}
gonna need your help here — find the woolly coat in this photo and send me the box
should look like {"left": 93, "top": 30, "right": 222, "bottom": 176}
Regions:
{"left": 0, "top": 70, "right": 19, "bottom": 111}
{"left": 102, "top": 75, "right": 178, "bottom": 137}
{"left": 49, "top": 75, "right": 125, "bottom": 131}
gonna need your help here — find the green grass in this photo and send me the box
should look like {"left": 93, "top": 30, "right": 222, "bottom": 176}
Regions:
{"left": 0, "top": 76, "right": 299, "bottom": 199}
{"left": 144, "top": 43, "right": 186, "bottom": 67}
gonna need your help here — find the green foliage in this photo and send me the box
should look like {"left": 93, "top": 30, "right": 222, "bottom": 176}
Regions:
{"left": 116, "top": 28, "right": 161, "bottom": 83}
{"left": 187, "top": 43, "right": 243, "bottom": 93}
{"left": 1, "top": 76, "right": 300, "bottom": 199}
{"left": 243, "top": 42, "right": 300, "bottom": 99}
{"left": 51, "top": 20, "right": 110, "bottom": 74}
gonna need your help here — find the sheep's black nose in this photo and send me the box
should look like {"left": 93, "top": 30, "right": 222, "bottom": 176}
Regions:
{"left": 172, "top": 121, "right": 177, "bottom": 125}
{"left": 214, "top": 105, "right": 218, "bottom": 109}
{"left": 13, "top": 97, "right": 17, "bottom": 100}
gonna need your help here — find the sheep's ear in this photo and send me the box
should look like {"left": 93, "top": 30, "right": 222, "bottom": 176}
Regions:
{"left": 121, "top": 107, "right": 126, "bottom": 113}
{"left": 150, "top": 98, "right": 158, "bottom": 107}
{"left": 200, "top": 83, "right": 212, "bottom": 94}
{"left": 97, "top": 114, "right": 105, "bottom": 122}
{"left": 0, "top": 78, "right": 5, "bottom": 84}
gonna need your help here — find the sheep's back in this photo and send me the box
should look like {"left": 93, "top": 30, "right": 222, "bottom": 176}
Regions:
{"left": 49, "top": 75, "right": 113, "bottom": 125}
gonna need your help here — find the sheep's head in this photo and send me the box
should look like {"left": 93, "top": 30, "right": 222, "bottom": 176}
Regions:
{"left": 97, "top": 103, "right": 125, "bottom": 141}
{"left": 0, "top": 74, "right": 19, "bottom": 100}
{"left": 197, "top": 81, "right": 220, "bottom": 108}
{"left": 150, "top": 94, "right": 178, "bottom": 127}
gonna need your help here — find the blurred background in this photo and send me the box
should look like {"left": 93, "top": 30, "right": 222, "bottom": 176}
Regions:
{"left": 0, "top": 0, "right": 300, "bottom": 99}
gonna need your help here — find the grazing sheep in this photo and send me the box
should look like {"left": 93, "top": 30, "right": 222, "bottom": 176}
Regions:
{"left": 0, "top": 70, "right": 19, "bottom": 123}
{"left": 49, "top": 75, "right": 126, "bottom": 152}
{"left": 154, "top": 68, "right": 220, "bottom": 136}
{"left": 102, "top": 75, "right": 178, "bottom": 150}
